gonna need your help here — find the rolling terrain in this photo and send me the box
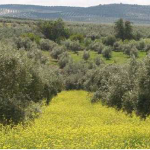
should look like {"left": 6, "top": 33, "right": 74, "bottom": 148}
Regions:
{"left": 0, "top": 4, "right": 150, "bottom": 24}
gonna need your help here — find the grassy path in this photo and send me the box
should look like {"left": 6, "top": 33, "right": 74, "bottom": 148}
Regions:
{"left": 1, "top": 91, "right": 150, "bottom": 149}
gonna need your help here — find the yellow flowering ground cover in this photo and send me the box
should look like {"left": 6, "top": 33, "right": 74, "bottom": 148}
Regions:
{"left": 1, "top": 90, "right": 150, "bottom": 149}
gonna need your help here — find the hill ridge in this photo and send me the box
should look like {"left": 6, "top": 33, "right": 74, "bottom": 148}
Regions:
{"left": 0, "top": 4, "right": 150, "bottom": 24}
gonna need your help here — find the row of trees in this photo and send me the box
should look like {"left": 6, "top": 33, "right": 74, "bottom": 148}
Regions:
{"left": 0, "top": 39, "right": 63, "bottom": 124}
{"left": 1, "top": 17, "right": 150, "bottom": 125}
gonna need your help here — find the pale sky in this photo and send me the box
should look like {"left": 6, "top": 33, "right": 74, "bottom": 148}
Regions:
{"left": 0, "top": 0, "right": 150, "bottom": 7}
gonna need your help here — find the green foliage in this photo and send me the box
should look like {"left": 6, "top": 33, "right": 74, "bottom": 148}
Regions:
{"left": 88, "top": 41, "right": 104, "bottom": 54}
{"left": 88, "top": 62, "right": 96, "bottom": 69}
{"left": 27, "top": 47, "right": 48, "bottom": 64}
{"left": 1, "top": 17, "right": 150, "bottom": 125}
{"left": 103, "top": 35, "right": 116, "bottom": 46}
{"left": 51, "top": 46, "right": 66, "bottom": 59}
{"left": 136, "top": 40, "right": 146, "bottom": 51}
{"left": 84, "top": 38, "right": 92, "bottom": 47}
{"left": 145, "top": 44, "right": 150, "bottom": 52}
{"left": 63, "top": 61, "right": 87, "bottom": 90}
{"left": 83, "top": 50, "right": 90, "bottom": 61}
{"left": 70, "top": 34, "right": 84, "bottom": 43}
{"left": 40, "top": 39, "right": 57, "bottom": 51}
{"left": 0, "top": 43, "right": 62, "bottom": 124}
{"left": 113, "top": 41, "right": 121, "bottom": 51}
{"left": 22, "top": 33, "right": 41, "bottom": 44}
{"left": 70, "top": 50, "right": 146, "bottom": 65}
{"left": 122, "top": 44, "right": 132, "bottom": 56}
{"left": 58, "top": 52, "right": 70, "bottom": 69}
{"left": 87, "top": 56, "right": 150, "bottom": 119}
{"left": 15, "top": 37, "right": 33, "bottom": 50}
{"left": 123, "top": 44, "right": 138, "bottom": 58}
{"left": 124, "top": 21, "right": 133, "bottom": 40}
{"left": 130, "top": 46, "right": 139, "bottom": 58}
{"left": 62, "top": 39, "right": 82, "bottom": 53}
{"left": 115, "top": 18, "right": 125, "bottom": 40}
{"left": 134, "top": 32, "right": 143, "bottom": 41}
{"left": 115, "top": 19, "right": 133, "bottom": 41}
{"left": 38, "top": 19, "right": 70, "bottom": 42}
{"left": 95, "top": 56, "right": 102, "bottom": 66}
{"left": 137, "top": 56, "right": 150, "bottom": 118}
{"left": 102, "top": 46, "right": 112, "bottom": 59}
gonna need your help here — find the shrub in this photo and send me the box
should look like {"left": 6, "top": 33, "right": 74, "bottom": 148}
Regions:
{"left": 27, "top": 47, "right": 48, "bottom": 64}
{"left": 83, "top": 50, "right": 90, "bottom": 61}
{"left": 123, "top": 44, "right": 138, "bottom": 58}
{"left": 51, "top": 46, "right": 66, "bottom": 59}
{"left": 58, "top": 52, "right": 70, "bottom": 69}
{"left": 136, "top": 56, "right": 150, "bottom": 118}
{"left": 136, "top": 41, "right": 146, "bottom": 51}
{"left": 0, "top": 44, "right": 63, "bottom": 124}
{"left": 70, "top": 41, "right": 82, "bottom": 53}
{"left": 123, "top": 44, "right": 132, "bottom": 56}
{"left": 87, "top": 33, "right": 100, "bottom": 41}
{"left": 40, "top": 39, "right": 57, "bottom": 51}
{"left": 145, "top": 44, "right": 150, "bottom": 52}
{"left": 38, "top": 19, "right": 70, "bottom": 42}
{"left": 22, "top": 33, "right": 41, "bottom": 44}
{"left": 134, "top": 32, "right": 143, "bottom": 41}
{"left": 63, "top": 61, "right": 87, "bottom": 90}
{"left": 84, "top": 38, "right": 92, "bottom": 47}
{"left": 113, "top": 42, "right": 121, "bottom": 51}
{"left": 88, "top": 62, "right": 96, "bottom": 69}
{"left": 91, "top": 65, "right": 129, "bottom": 108}
{"left": 103, "top": 36, "right": 116, "bottom": 46}
{"left": 70, "top": 34, "right": 84, "bottom": 43}
{"left": 61, "top": 39, "right": 72, "bottom": 49}
{"left": 15, "top": 37, "right": 33, "bottom": 50}
{"left": 88, "top": 41, "right": 104, "bottom": 54}
{"left": 95, "top": 56, "right": 102, "bottom": 66}
{"left": 102, "top": 46, "right": 112, "bottom": 59}
{"left": 89, "top": 57, "right": 150, "bottom": 119}
{"left": 61, "top": 39, "right": 82, "bottom": 53}
{"left": 130, "top": 46, "right": 138, "bottom": 58}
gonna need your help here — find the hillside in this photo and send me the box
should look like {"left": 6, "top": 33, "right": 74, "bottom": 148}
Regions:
{"left": 1, "top": 91, "right": 150, "bottom": 149}
{"left": 0, "top": 4, "right": 150, "bottom": 24}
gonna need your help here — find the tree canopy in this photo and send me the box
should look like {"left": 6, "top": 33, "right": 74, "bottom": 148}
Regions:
{"left": 115, "top": 18, "right": 133, "bottom": 41}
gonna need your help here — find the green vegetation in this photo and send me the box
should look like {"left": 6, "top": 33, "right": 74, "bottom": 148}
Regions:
{"left": 69, "top": 51, "right": 146, "bottom": 64}
{"left": 0, "top": 17, "right": 150, "bottom": 122}
{"left": 42, "top": 51, "right": 58, "bottom": 66}
{"left": 1, "top": 91, "right": 150, "bottom": 149}
{"left": 2, "top": 16, "right": 150, "bottom": 149}
{"left": 115, "top": 19, "right": 133, "bottom": 40}
{"left": 38, "top": 19, "right": 70, "bottom": 42}
{"left": 0, "top": 43, "right": 62, "bottom": 124}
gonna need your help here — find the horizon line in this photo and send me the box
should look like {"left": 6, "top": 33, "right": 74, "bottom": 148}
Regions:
{"left": 0, "top": 3, "right": 150, "bottom": 8}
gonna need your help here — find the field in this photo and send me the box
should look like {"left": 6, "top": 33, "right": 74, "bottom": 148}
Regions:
{"left": 43, "top": 50, "right": 147, "bottom": 65}
{"left": 1, "top": 91, "right": 150, "bottom": 149}
{"left": 70, "top": 51, "right": 147, "bottom": 64}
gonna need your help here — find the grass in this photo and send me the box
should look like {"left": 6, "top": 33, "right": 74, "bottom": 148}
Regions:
{"left": 1, "top": 91, "right": 150, "bottom": 149}
{"left": 42, "top": 51, "right": 58, "bottom": 66}
{"left": 70, "top": 51, "right": 147, "bottom": 64}
{"left": 42, "top": 50, "right": 146, "bottom": 66}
